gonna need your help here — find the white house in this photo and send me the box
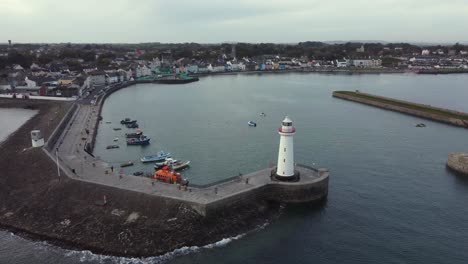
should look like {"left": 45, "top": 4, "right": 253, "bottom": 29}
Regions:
{"left": 89, "top": 71, "right": 106, "bottom": 86}
{"left": 107, "top": 72, "right": 119, "bottom": 84}
{"left": 24, "top": 77, "right": 37, "bottom": 88}
{"left": 350, "top": 59, "right": 382, "bottom": 68}
{"left": 421, "top": 49, "right": 430, "bottom": 56}
{"left": 186, "top": 64, "right": 199, "bottom": 74}
{"left": 336, "top": 59, "right": 349, "bottom": 68}
{"left": 212, "top": 65, "right": 225, "bottom": 72}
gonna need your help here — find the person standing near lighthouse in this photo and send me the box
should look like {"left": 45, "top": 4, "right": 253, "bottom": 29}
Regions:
{"left": 276, "top": 116, "right": 296, "bottom": 180}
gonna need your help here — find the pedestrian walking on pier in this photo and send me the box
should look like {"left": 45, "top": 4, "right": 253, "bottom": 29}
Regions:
{"left": 110, "top": 166, "right": 113, "bottom": 172}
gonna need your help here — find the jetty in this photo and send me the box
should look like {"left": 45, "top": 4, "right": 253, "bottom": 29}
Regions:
{"left": 332, "top": 91, "right": 468, "bottom": 129}
{"left": 447, "top": 153, "right": 468, "bottom": 176}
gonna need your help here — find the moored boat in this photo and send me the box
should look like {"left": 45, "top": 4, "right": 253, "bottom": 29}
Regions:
{"left": 120, "top": 118, "right": 137, "bottom": 125}
{"left": 120, "top": 161, "right": 134, "bottom": 167}
{"left": 127, "top": 136, "right": 150, "bottom": 146}
{"left": 140, "top": 151, "right": 171, "bottom": 163}
{"left": 125, "top": 129, "right": 143, "bottom": 138}
{"left": 126, "top": 122, "right": 139, "bottom": 129}
{"left": 154, "top": 166, "right": 182, "bottom": 184}
{"left": 106, "top": 145, "right": 119, "bottom": 149}
{"left": 113, "top": 128, "right": 122, "bottom": 131}
{"left": 154, "top": 158, "right": 190, "bottom": 171}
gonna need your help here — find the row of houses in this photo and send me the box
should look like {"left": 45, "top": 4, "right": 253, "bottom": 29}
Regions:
{"left": 335, "top": 59, "right": 383, "bottom": 68}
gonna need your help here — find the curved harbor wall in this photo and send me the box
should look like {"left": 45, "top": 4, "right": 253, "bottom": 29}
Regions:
{"left": 199, "top": 168, "right": 329, "bottom": 216}
{"left": 332, "top": 91, "right": 468, "bottom": 129}
{"left": 447, "top": 153, "right": 468, "bottom": 175}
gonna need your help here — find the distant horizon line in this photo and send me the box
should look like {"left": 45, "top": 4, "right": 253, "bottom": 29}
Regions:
{"left": 1, "top": 40, "right": 467, "bottom": 46}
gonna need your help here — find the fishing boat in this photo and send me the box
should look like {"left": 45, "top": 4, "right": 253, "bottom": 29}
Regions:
{"left": 125, "top": 130, "right": 143, "bottom": 138}
{"left": 154, "top": 158, "right": 190, "bottom": 171}
{"left": 120, "top": 161, "right": 134, "bottom": 167}
{"left": 127, "top": 136, "right": 150, "bottom": 146}
{"left": 248, "top": 121, "right": 257, "bottom": 127}
{"left": 120, "top": 118, "right": 137, "bottom": 125}
{"left": 113, "top": 128, "right": 122, "bottom": 131}
{"left": 106, "top": 145, "right": 119, "bottom": 149}
{"left": 126, "top": 122, "right": 139, "bottom": 129}
{"left": 140, "top": 151, "right": 171, "bottom": 163}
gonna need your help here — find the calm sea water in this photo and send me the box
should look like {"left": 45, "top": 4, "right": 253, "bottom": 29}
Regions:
{"left": 2, "top": 73, "right": 468, "bottom": 263}
{"left": 0, "top": 108, "right": 37, "bottom": 143}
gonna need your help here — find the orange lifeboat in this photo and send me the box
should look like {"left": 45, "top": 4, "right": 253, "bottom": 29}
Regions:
{"left": 154, "top": 166, "right": 182, "bottom": 184}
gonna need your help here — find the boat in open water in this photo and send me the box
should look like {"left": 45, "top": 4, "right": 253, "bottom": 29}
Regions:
{"left": 127, "top": 136, "right": 150, "bottom": 146}
{"left": 140, "top": 151, "right": 171, "bottom": 163}
{"left": 248, "top": 121, "right": 257, "bottom": 127}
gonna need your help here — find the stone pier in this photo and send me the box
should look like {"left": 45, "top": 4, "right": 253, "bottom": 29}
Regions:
{"left": 43, "top": 85, "right": 329, "bottom": 216}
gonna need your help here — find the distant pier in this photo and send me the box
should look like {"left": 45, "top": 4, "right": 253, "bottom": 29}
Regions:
{"left": 333, "top": 91, "right": 468, "bottom": 129}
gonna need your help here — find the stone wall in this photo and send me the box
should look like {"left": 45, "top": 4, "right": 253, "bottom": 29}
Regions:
{"left": 44, "top": 103, "right": 78, "bottom": 152}
{"left": 447, "top": 153, "right": 468, "bottom": 175}
{"left": 333, "top": 92, "right": 468, "bottom": 129}
{"left": 200, "top": 171, "right": 329, "bottom": 216}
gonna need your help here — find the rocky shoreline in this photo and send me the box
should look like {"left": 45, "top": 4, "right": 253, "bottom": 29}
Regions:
{"left": 0, "top": 98, "right": 289, "bottom": 257}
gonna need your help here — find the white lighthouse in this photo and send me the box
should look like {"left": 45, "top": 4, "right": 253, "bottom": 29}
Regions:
{"left": 276, "top": 116, "right": 296, "bottom": 179}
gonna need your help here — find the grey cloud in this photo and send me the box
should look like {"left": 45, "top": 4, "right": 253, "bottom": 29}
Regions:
{"left": 0, "top": 0, "right": 467, "bottom": 43}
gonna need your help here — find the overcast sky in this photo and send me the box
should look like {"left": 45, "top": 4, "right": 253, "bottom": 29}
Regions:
{"left": 1, "top": 0, "right": 467, "bottom": 44}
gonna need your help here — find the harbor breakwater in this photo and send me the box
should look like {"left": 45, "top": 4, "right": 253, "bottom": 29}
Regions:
{"left": 0, "top": 81, "right": 329, "bottom": 257}
{"left": 447, "top": 153, "right": 468, "bottom": 176}
{"left": 332, "top": 91, "right": 468, "bottom": 129}
{"left": 0, "top": 98, "right": 285, "bottom": 257}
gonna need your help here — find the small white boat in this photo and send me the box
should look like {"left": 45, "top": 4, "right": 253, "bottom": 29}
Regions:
{"left": 113, "top": 137, "right": 119, "bottom": 141}
{"left": 248, "top": 121, "right": 257, "bottom": 127}
{"left": 154, "top": 158, "right": 191, "bottom": 171}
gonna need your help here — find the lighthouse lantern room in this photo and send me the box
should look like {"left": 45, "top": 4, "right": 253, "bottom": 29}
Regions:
{"left": 276, "top": 116, "right": 297, "bottom": 180}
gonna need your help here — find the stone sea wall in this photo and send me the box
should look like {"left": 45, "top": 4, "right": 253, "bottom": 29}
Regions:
{"left": 332, "top": 91, "right": 468, "bottom": 129}
{"left": 44, "top": 103, "right": 77, "bottom": 152}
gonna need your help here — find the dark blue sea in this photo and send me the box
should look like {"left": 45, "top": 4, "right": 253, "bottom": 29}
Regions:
{"left": 2, "top": 73, "right": 468, "bottom": 263}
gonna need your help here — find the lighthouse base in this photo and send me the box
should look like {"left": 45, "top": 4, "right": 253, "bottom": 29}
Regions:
{"left": 271, "top": 169, "right": 301, "bottom": 182}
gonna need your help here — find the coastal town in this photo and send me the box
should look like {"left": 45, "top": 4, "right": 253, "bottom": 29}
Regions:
{"left": 1, "top": 41, "right": 468, "bottom": 99}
